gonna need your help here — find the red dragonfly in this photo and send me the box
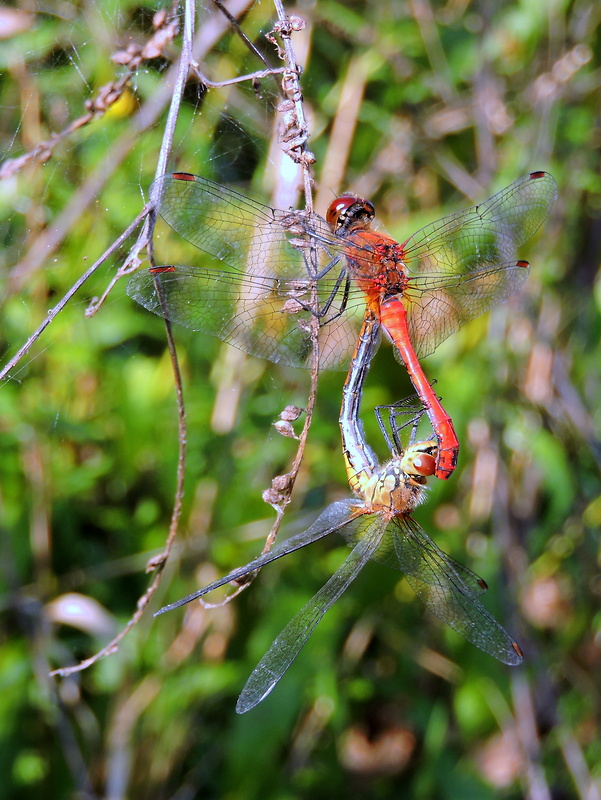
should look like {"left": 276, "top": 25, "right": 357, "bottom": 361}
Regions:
{"left": 154, "top": 311, "right": 523, "bottom": 713}
{"left": 128, "top": 170, "right": 557, "bottom": 479}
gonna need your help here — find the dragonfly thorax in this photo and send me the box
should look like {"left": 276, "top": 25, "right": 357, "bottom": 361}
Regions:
{"left": 361, "top": 460, "right": 425, "bottom": 514}
{"left": 373, "top": 242, "right": 408, "bottom": 295}
{"left": 339, "top": 234, "right": 409, "bottom": 303}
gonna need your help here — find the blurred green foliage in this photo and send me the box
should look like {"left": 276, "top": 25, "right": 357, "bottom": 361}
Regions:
{"left": 0, "top": 0, "right": 600, "bottom": 798}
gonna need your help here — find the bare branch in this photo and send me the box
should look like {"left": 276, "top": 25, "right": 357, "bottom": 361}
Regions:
{"left": 191, "top": 64, "right": 288, "bottom": 88}
{"left": 0, "top": 207, "right": 149, "bottom": 382}
{"left": 234, "top": 1, "right": 319, "bottom": 575}
{"left": 0, "top": 8, "right": 180, "bottom": 181}
{"left": 32, "top": 0, "right": 320, "bottom": 667}
{"left": 6, "top": 0, "right": 256, "bottom": 292}
{"left": 49, "top": 0, "right": 197, "bottom": 676}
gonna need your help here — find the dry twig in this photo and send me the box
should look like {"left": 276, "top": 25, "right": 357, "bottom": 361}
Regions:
{"left": 48, "top": 0, "right": 320, "bottom": 672}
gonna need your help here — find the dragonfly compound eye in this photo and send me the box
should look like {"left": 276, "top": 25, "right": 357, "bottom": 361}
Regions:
{"left": 326, "top": 195, "right": 376, "bottom": 234}
{"left": 410, "top": 453, "right": 437, "bottom": 477}
{"left": 401, "top": 447, "right": 437, "bottom": 479}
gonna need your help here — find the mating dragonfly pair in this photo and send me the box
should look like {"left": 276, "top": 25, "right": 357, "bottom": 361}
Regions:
{"left": 129, "top": 169, "right": 557, "bottom": 712}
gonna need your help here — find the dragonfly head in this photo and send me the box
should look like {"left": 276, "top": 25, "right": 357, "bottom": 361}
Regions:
{"left": 326, "top": 195, "right": 375, "bottom": 235}
{"left": 401, "top": 440, "right": 438, "bottom": 485}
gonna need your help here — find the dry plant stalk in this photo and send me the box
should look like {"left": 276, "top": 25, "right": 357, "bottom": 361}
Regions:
{"left": 0, "top": 0, "right": 322, "bottom": 676}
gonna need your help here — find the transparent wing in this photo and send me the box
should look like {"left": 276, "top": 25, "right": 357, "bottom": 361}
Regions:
{"left": 154, "top": 500, "right": 361, "bottom": 616}
{"left": 385, "top": 515, "right": 522, "bottom": 665}
{"left": 326, "top": 172, "right": 555, "bottom": 360}
{"left": 128, "top": 173, "right": 367, "bottom": 369}
{"left": 132, "top": 172, "right": 556, "bottom": 366}
{"left": 401, "top": 172, "right": 558, "bottom": 275}
{"left": 399, "top": 171, "right": 558, "bottom": 357}
{"left": 236, "top": 514, "right": 383, "bottom": 713}
{"left": 402, "top": 260, "right": 531, "bottom": 358}
{"left": 127, "top": 265, "right": 363, "bottom": 369}
{"left": 151, "top": 172, "right": 327, "bottom": 280}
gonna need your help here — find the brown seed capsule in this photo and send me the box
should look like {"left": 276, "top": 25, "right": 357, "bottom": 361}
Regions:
{"left": 280, "top": 405, "right": 303, "bottom": 422}
{"left": 273, "top": 420, "right": 299, "bottom": 439}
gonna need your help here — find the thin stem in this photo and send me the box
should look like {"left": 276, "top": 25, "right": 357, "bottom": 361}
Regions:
{"left": 192, "top": 64, "right": 288, "bottom": 88}
{"left": 0, "top": 207, "right": 149, "bottom": 382}
{"left": 256, "top": 1, "right": 318, "bottom": 553}
{"left": 272, "top": 0, "right": 315, "bottom": 205}
{"left": 49, "top": 292, "right": 185, "bottom": 678}
{"left": 155, "top": 0, "right": 195, "bottom": 181}
{"left": 212, "top": 0, "right": 273, "bottom": 69}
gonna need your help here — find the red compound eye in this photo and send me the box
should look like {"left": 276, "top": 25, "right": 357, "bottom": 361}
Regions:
{"left": 410, "top": 453, "right": 436, "bottom": 477}
{"left": 326, "top": 196, "right": 375, "bottom": 232}
{"left": 326, "top": 195, "right": 358, "bottom": 229}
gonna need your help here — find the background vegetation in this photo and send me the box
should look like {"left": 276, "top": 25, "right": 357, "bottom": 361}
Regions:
{"left": 1, "top": 0, "right": 600, "bottom": 797}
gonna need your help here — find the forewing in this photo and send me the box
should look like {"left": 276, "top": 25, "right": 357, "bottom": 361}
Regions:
{"left": 401, "top": 172, "right": 557, "bottom": 276}
{"left": 129, "top": 174, "right": 365, "bottom": 368}
{"left": 236, "top": 514, "right": 384, "bottom": 713}
{"left": 151, "top": 173, "right": 348, "bottom": 281}
{"left": 399, "top": 172, "right": 557, "bottom": 357}
{"left": 341, "top": 519, "right": 488, "bottom": 597}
